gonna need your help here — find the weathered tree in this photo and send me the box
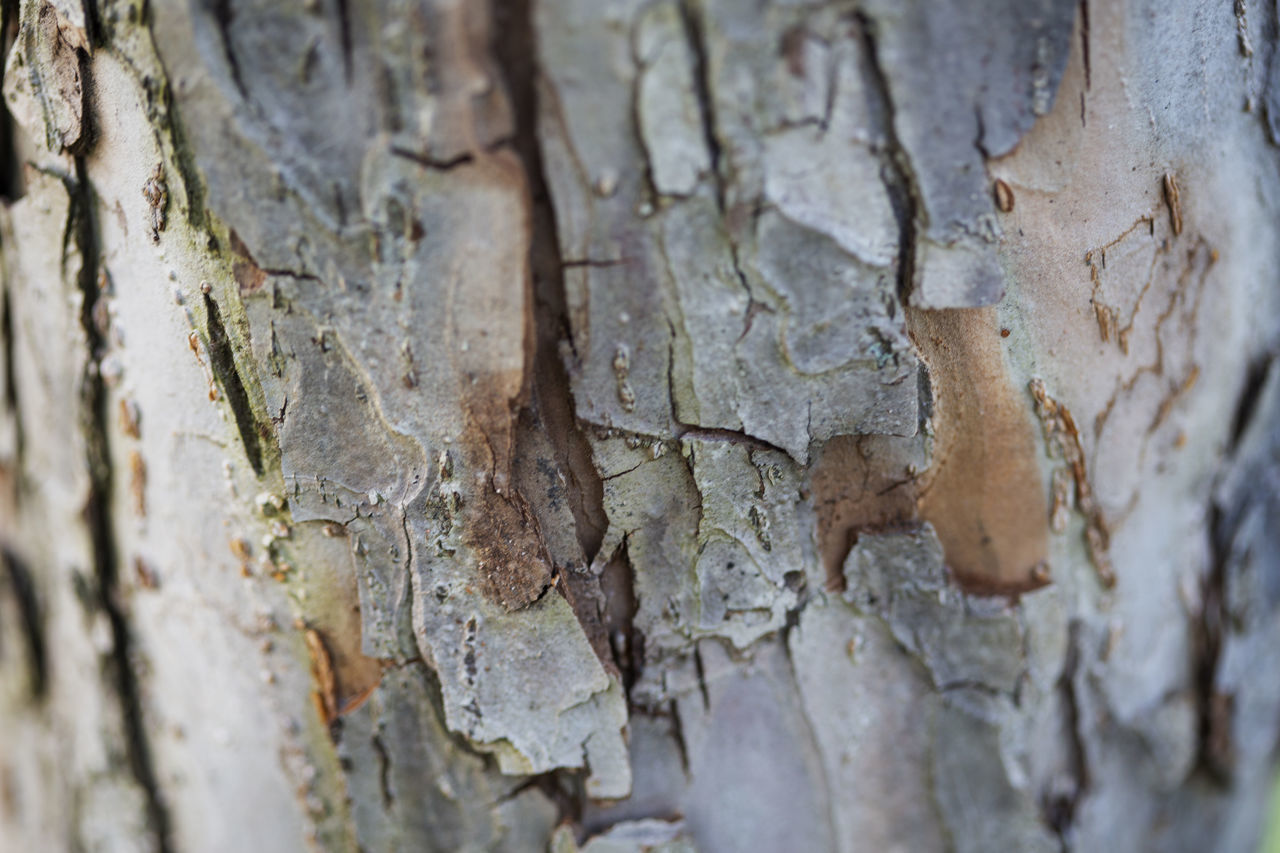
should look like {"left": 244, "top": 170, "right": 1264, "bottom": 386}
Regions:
{"left": 0, "top": 0, "right": 1278, "bottom": 850}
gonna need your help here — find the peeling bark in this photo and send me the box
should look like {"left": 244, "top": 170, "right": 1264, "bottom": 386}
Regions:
{"left": 0, "top": 0, "right": 1278, "bottom": 851}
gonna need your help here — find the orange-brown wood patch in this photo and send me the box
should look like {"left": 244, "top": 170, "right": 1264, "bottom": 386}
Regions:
{"left": 910, "top": 307, "right": 1050, "bottom": 594}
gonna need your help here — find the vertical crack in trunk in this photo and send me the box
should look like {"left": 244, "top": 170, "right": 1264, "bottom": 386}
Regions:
{"left": 2, "top": 284, "right": 23, "bottom": 472}
{"left": 494, "top": 0, "right": 608, "bottom": 565}
{"left": 202, "top": 291, "right": 266, "bottom": 477}
{"left": 668, "top": 699, "right": 691, "bottom": 775}
{"left": 333, "top": 0, "right": 354, "bottom": 83}
{"left": 1195, "top": 502, "right": 1234, "bottom": 783}
{"left": 1226, "top": 355, "right": 1272, "bottom": 451}
{"left": 0, "top": 0, "right": 19, "bottom": 201}
{"left": 371, "top": 731, "right": 394, "bottom": 810}
{"left": 677, "top": 0, "right": 725, "bottom": 211}
{"left": 599, "top": 538, "right": 641, "bottom": 693}
{"left": 0, "top": 2, "right": 23, "bottom": 478}
{"left": 1043, "top": 619, "right": 1089, "bottom": 838}
{"left": 157, "top": 75, "right": 209, "bottom": 233}
{"left": 1193, "top": 357, "right": 1272, "bottom": 783}
{"left": 1078, "top": 0, "right": 1091, "bottom": 91}
{"left": 72, "top": 159, "right": 173, "bottom": 853}
{"left": 853, "top": 12, "right": 921, "bottom": 307}
{"left": 1, "top": 546, "right": 45, "bottom": 698}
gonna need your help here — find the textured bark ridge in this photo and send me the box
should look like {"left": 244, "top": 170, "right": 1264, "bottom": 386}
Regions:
{"left": 0, "top": 0, "right": 1278, "bottom": 851}
{"left": 157, "top": 0, "right": 633, "bottom": 805}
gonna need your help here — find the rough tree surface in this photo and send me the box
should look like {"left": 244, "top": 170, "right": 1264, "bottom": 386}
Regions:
{"left": 0, "top": 0, "right": 1278, "bottom": 851}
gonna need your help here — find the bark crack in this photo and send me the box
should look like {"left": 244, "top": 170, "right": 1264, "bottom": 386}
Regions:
{"left": 600, "top": 537, "right": 640, "bottom": 692}
{"left": 1, "top": 547, "right": 45, "bottom": 698}
{"left": 371, "top": 731, "right": 394, "bottom": 809}
{"left": 662, "top": 315, "right": 792, "bottom": 457}
{"left": 1042, "top": 620, "right": 1088, "bottom": 838}
{"left": 677, "top": 0, "right": 725, "bottom": 211}
{"left": 495, "top": 0, "right": 609, "bottom": 565}
{"left": 1195, "top": 505, "right": 1235, "bottom": 783}
{"left": 1079, "top": 0, "right": 1091, "bottom": 90}
{"left": 2, "top": 283, "right": 23, "bottom": 472}
{"left": 72, "top": 158, "right": 173, "bottom": 853}
{"left": 202, "top": 289, "right": 267, "bottom": 477}
{"left": 852, "top": 12, "right": 921, "bottom": 308}
{"left": 492, "top": 0, "right": 626, "bottom": 818}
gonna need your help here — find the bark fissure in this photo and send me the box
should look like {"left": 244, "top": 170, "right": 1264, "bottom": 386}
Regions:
{"left": 371, "top": 731, "right": 394, "bottom": 809}
{"left": 2, "top": 283, "right": 22, "bottom": 468}
{"left": 1, "top": 546, "right": 45, "bottom": 697}
{"left": 156, "top": 53, "right": 210, "bottom": 232}
{"left": 202, "top": 290, "right": 266, "bottom": 477}
{"left": 1079, "top": 0, "right": 1091, "bottom": 90}
{"left": 600, "top": 538, "right": 640, "bottom": 691}
{"left": 495, "top": 0, "right": 608, "bottom": 565}
{"left": 691, "top": 643, "right": 710, "bottom": 711}
{"left": 677, "top": 0, "right": 725, "bottom": 210}
{"left": 333, "top": 0, "right": 354, "bottom": 83}
{"left": 0, "top": 67, "right": 20, "bottom": 200}
{"left": 72, "top": 159, "right": 173, "bottom": 853}
{"left": 663, "top": 314, "right": 794, "bottom": 457}
{"left": 1195, "top": 502, "right": 1234, "bottom": 783}
{"left": 1227, "top": 353, "right": 1274, "bottom": 451}
{"left": 668, "top": 701, "right": 691, "bottom": 775}
{"left": 1043, "top": 620, "right": 1089, "bottom": 839}
{"left": 388, "top": 145, "right": 476, "bottom": 172}
{"left": 208, "top": 0, "right": 248, "bottom": 104}
{"left": 853, "top": 12, "right": 921, "bottom": 308}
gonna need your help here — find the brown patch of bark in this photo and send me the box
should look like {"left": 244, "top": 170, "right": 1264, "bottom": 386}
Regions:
{"left": 229, "top": 230, "right": 267, "bottom": 294}
{"left": 811, "top": 435, "right": 920, "bottom": 591}
{"left": 910, "top": 307, "right": 1050, "bottom": 594}
{"left": 465, "top": 485, "right": 554, "bottom": 610}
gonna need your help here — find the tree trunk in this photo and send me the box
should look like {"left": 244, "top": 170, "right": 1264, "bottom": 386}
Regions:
{"left": 0, "top": 0, "right": 1277, "bottom": 850}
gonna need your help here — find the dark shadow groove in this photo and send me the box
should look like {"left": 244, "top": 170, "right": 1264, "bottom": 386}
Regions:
{"left": 202, "top": 291, "right": 265, "bottom": 476}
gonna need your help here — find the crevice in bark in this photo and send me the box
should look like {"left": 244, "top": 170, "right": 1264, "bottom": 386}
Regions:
{"left": 675, "top": 0, "right": 780, "bottom": 377}
{"left": 2, "top": 283, "right": 23, "bottom": 469}
{"left": 852, "top": 12, "right": 921, "bottom": 308}
{"left": 677, "top": 0, "right": 725, "bottom": 211}
{"left": 1, "top": 546, "right": 45, "bottom": 698}
{"left": 1042, "top": 619, "right": 1088, "bottom": 839}
{"left": 388, "top": 145, "right": 475, "bottom": 172}
{"left": 371, "top": 731, "right": 394, "bottom": 810}
{"left": 494, "top": 0, "right": 608, "bottom": 565}
{"left": 201, "top": 290, "right": 266, "bottom": 477}
{"left": 155, "top": 56, "right": 209, "bottom": 234}
{"left": 677, "top": 425, "right": 791, "bottom": 458}
{"left": 333, "top": 0, "right": 353, "bottom": 83}
{"left": 599, "top": 537, "right": 641, "bottom": 692}
{"left": 691, "top": 643, "right": 710, "bottom": 711}
{"left": 1194, "top": 501, "right": 1234, "bottom": 784}
{"left": 0, "top": 0, "right": 23, "bottom": 201}
{"left": 208, "top": 0, "right": 248, "bottom": 103}
{"left": 1078, "top": 0, "right": 1091, "bottom": 91}
{"left": 667, "top": 701, "right": 691, "bottom": 775}
{"left": 71, "top": 159, "right": 173, "bottom": 853}
{"left": 626, "top": 27, "right": 660, "bottom": 206}
{"left": 1226, "top": 353, "right": 1273, "bottom": 451}
{"left": 0, "top": 96, "right": 18, "bottom": 202}
{"left": 662, "top": 315, "right": 794, "bottom": 457}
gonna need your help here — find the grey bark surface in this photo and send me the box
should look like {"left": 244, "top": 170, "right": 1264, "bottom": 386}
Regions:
{"left": 0, "top": 0, "right": 1277, "bottom": 851}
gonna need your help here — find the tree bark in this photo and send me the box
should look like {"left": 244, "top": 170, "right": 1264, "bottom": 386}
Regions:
{"left": 0, "top": 0, "right": 1277, "bottom": 850}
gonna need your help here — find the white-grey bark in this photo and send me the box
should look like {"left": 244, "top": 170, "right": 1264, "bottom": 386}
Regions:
{"left": 0, "top": 0, "right": 1277, "bottom": 851}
